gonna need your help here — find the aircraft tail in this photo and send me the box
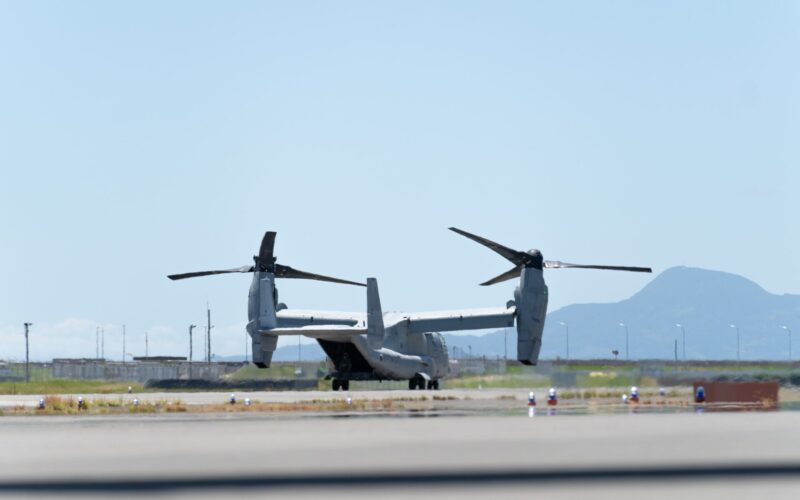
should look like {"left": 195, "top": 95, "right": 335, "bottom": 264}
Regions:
{"left": 366, "top": 278, "right": 385, "bottom": 350}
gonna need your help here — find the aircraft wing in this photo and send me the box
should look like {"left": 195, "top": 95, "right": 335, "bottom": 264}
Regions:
{"left": 386, "top": 306, "right": 516, "bottom": 334}
{"left": 276, "top": 309, "right": 365, "bottom": 327}
{"left": 263, "top": 325, "right": 367, "bottom": 340}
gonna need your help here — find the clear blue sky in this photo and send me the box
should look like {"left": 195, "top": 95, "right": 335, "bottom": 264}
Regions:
{"left": 1, "top": 1, "right": 797, "bottom": 360}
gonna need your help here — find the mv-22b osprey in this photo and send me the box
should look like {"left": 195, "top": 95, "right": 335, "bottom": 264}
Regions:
{"left": 168, "top": 229, "right": 651, "bottom": 391}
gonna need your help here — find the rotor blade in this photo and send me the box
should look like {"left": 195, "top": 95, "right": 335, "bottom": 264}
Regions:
{"left": 449, "top": 227, "right": 528, "bottom": 266}
{"left": 544, "top": 261, "right": 652, "bottom": 273}
{"left": 258, "top": 231, "right": 277, "bottom": 263}
{"left": 480, "top": 266, "right": 523, "bottom": 286}
{"left": 167, "top": 265, "right": 254, "bottom": 281}
{"left": 274, "top": 264, "right": 366, "bottom": 287}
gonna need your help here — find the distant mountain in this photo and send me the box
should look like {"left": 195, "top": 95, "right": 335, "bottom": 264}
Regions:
{"left": 543, "top": 266, "right": 800, "bottom": 360}
{"left": 223, "top": 267, "right": 800, "bottom": 362}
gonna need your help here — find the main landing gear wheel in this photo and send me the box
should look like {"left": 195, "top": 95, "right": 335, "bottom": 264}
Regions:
{"left": 427, "top": 380, "right": 439, "bottom": 390}
{"left": 332, "top": 379, "right": 350, "bottom": 391}
{"left": 408, "top": 377, "right": 425, "bottom": 390}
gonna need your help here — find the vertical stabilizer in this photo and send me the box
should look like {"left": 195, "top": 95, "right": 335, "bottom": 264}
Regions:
{"left": 366, "top": 277, "right": 385, "bottom": 350}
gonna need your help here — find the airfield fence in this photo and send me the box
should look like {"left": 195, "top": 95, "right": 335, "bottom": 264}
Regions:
{"left": 0, "top": 360, "right": 245, "bottom": 383}
{"left": 2, "top": 358, "right": 798, "bottom": 389}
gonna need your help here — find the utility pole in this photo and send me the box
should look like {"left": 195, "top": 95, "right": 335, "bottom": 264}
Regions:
{"left": 189, "top": 324, "right": 196, "bottom": 379}
{"left": 145, "top": 331, "right": 149, "bottom": 358}
{"left": 24, "top": 323, "right": 32, "bottom": 382}
{"left": 206, "top": 305, "right": 213, "bottom": 364}
{"left": 122, "top": 324, "right": 126, "bottom": 364}
{"left": 101, "top": 327, "right": 105, "bottom": 360}
{"left": 674, "top": 339, "right": 678, "bottom": 362}
{"left": 96, "top": 326, "right": 100, "bottom": 359}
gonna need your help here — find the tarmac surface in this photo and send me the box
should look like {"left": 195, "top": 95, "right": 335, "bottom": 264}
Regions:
{"left": 2, "top": 390, "right": 800, "bottom": 498}
{"left": 0, "top": 387, "right": 689, "bottom": 408}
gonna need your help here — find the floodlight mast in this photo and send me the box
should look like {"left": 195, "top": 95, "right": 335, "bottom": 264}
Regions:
{"left": 206, "top": 306, "right": 213, "bottom": 364}
{"left": 189, "top": 324, "right": 197, "bottom": 379}
{"left": 675, "top": 323, "right": 686, "bottom": 361}
{"left": 781, "top": 326, "right": 792, "bottom": 363}
{"left": 559, "top": 321, "right": 569, "bottom": 360}
{"left": 729, "top": 324, "right": 740, "bottom": 362}
{"left": 23, "top": 322, "right": 32, "bottom": 382}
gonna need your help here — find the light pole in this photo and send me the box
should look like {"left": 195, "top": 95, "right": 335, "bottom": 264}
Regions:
{"left": 145, "top": 331, "right": 149, "bottom": 358}
{"left": 206, "top": 305, "right": 213, "bottom": 364}
{"left": 188, "top": 325, "right": 196, "bottom": 362}
{"left": 675, "top": 324, "right": 686, "bottom": 361}
{"left": 781, "top": 326, "right": 792, "bottom": 363}
{"left": 189, "top": 324, "right": 196, "bottom": 378}
{"left": 23, "top": 322, "right": 32, "bottom": 382}
{"left": 559, "top": 321, "right": 569, "bottom": 360}
{"left": 122, "top": 324, "right": 126, "bottom": 364}
{"left": 618, "top": 322, "right": 629, "bottom": 361}
{"left": 729, "top": 324, "right": 740, "bottom": 362}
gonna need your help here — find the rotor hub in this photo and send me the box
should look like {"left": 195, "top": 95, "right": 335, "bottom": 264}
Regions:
{"left": 524, "top": 250, "right": 543, "bottom": 270}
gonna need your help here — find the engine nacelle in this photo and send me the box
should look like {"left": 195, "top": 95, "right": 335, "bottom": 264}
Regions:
{"left": 514, "top": 267, "right": 548, "bottom": 365}
{"left": 247, "top": 272, "right": 278, "bottom": 368}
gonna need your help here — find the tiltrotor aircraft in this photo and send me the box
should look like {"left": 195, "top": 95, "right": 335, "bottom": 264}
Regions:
{"left": 168, "top": 229, "right": 651, "bottom": 390}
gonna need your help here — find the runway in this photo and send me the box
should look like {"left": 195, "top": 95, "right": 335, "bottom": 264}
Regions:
{"left": 2, "top": 405, "right": 800, "bottom": 498}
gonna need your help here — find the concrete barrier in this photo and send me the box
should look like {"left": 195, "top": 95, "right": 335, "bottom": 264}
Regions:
{"left": 692, "top": 381, "right": 779, "bottom": 406}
